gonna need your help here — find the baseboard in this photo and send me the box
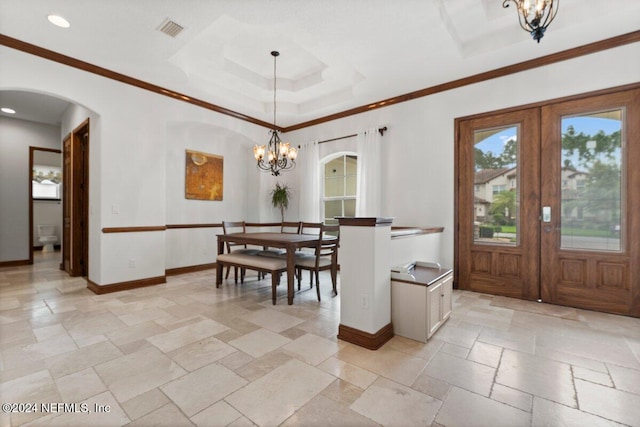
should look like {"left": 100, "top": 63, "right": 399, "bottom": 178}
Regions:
{"left": 166, "top": 263, "right": 217, "bottom": 276}
{"left": 0, "top": 259, "right": 31, "bottom": 268}
{"left": 87, "top": 276, "right": 166, "bottom": 294}
{"left": 337, "top": 322, "right": 394, "bottom": 350}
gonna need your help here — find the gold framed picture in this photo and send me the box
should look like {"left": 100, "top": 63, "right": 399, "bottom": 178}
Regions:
{"left": 185, "top": 149, "right": 223, "bottom": 201}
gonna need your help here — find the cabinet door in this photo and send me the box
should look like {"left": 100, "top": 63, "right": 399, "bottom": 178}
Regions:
{"left": 441, "top": 275, "right": 453, "bottom": 321}
{"left": 427, "top": 282, "right": 443, "bottom": 338}
{"left": 391, "top": 281, "right": 429, "bottom": 342}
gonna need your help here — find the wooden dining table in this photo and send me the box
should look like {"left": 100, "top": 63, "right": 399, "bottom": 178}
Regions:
{"left": 216, "top": 232, "right": 330, "bottom": 305}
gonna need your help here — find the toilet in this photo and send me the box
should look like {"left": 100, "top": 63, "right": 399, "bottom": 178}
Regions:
{"left": 37, "top": 224, "right": 58, "bottom": 252}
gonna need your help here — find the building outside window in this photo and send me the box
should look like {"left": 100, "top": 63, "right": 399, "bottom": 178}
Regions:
{"left": 492, "top": 184, "right": 506, "bottom": 194}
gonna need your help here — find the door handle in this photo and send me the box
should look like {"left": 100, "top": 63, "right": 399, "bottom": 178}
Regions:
{"left": 544, "top": 225, "right": 554, "bottom": 233}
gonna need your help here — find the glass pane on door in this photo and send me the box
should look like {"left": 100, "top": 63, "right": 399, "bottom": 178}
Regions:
{"left": 473, "top": 126, "right": 519, "bottom": 246}
{"left": 560, "top": 110, "right": 623, "bottom": 251}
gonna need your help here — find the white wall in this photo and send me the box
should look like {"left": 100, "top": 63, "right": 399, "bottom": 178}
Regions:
{"left": 390, "top": 233, "right": 442, "bottom": 268}
{"left": 1, "top": 46, "right": 267, "bottom": 285}
{"left": 0, "top": 117, "right": 61, "bottom": 262}
{"left": 2, "top": 41, "right": 638, "bottom": 284}
{"left": 164, "top": 122, "right": 261, "bottom": 269}
{"left": 285, "top": 43, "right": 640, "bottom": 269}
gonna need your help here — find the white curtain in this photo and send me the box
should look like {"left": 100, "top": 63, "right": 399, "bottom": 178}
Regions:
{"left": 297, "top": 140, "right": 320, "bottom": 222}
{"left": 356, "top": 128, "right": 382, "bottom": 217}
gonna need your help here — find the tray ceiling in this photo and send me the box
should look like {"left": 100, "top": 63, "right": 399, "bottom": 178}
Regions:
{"left": 1, "top": 0, "right": 639, "bottom": 127}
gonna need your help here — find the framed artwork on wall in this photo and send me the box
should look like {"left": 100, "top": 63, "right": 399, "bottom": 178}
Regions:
{"left": 185, "top": 149, "right": 223, "bottom": 201}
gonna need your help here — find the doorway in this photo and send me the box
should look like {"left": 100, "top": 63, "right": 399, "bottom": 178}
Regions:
{"left": 29, "top": 147, "right": 62, "bottom": 264}
{"left": 455, "top": 86, "right": 640, "bottom": 317}
{"left": 62, "top": 119, "right": 90, "bottom": 277}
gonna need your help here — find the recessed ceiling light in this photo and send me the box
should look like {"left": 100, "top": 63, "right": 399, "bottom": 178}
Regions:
{"left": 1, "top": 107, "right": 16, "bottom": 114}
{"left": 47, "top": 14, "right": 70, "bottom": 28}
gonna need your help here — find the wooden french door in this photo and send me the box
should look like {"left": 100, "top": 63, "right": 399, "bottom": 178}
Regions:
{"left": 457, "top": 87, "right": 640, "bottom": 317}
{"left": 540, "top": 89, "right": 640, "bottom": 316}
{"left": 457, "top": 108, "right": 541, "bottom": 300}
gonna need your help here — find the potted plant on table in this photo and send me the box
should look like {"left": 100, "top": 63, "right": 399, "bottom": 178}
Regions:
{"left": 270, "top": 182, "right": 291, "bottom": 223}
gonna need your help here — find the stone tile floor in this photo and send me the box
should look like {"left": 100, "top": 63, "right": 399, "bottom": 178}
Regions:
{"left": 1, "top": 251, "right": 639, "bottom": 426}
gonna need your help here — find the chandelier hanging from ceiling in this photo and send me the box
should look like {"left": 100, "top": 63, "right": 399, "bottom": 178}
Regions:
{"left": 253, "top": 51, "right": 298, "bottom": 176}
{"left": 503, "top": 0, "right": 559, "bottom": 43}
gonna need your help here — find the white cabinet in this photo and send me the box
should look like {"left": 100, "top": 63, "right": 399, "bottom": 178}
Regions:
{"left": 391, "top": 266, "right": 452, "bottom": 343}
{"left": 426, "top": 274, "right": 453, "bottom": 339}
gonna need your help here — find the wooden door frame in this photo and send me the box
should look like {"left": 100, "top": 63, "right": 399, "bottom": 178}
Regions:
{"left": 540, "top": 88, "right": 640, "bottom": 316}
{"left": 62, "top": 118, "right": 90, "bottom": 277}
{"left": 28, "top": 146, "right": 62, "bottom": 264}
{"left": 75, "top": 120, "right": 90, "bottom": 277}
{"left": 456, "top": 109, "right": 541, "bottom": 300}
{"left": 455, "top": 82, "right": 640, "bottom": 315}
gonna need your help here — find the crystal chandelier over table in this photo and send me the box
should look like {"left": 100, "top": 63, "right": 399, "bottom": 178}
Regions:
{"left": 253, "top": 51, "right": 298, "bottom": 176}
{"left": 503, "top": 0, "right": 559, "bottom": 43}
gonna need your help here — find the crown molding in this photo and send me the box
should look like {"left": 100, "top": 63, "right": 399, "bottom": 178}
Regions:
{"left": 282, "top": 30, "right": 640, "bottom": 132}
{"left": 2, "top": 30, "right": 639, "bottom": 132}
{"left": 0, "top": 33, "right": 274, "bottom": 129}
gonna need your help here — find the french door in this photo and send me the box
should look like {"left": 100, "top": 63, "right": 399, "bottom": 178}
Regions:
{"left": 457, "top": 109, "right": 541, "bottom": 300}
{"left": 540, "top": 90, "right": 639, "bottom": 316}
{"left": 456, "top": 87, "right": 640, "bottom": 317}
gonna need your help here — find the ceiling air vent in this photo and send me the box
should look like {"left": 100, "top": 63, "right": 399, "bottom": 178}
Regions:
{"left": 157, "top": 18, "right": 184, "bottom": 38}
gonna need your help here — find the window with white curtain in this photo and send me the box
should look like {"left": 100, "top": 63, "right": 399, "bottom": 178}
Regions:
{"left": 32, "top": 165, "right": 62, "bottom": 200}
{"left": 323, "top": 154, "right": 357, "bottom": 224}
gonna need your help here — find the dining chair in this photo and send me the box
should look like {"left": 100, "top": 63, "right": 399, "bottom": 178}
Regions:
{"left": 257, "top": 221, "right": 303, "bottom": 258}
{"left": 222, "top": 220, "right": 260, "bottom": 282}
{"left": 295, "top": 224, "right": 339, "bottom": 301}
{"left": 296, "top": 221, "right": 322, "bottom": 258}
{"left": 281, "top": 221, "right": 302, "bottom": 234}
{"left": 299, "top": 222, "right": 322, "bottom": 236}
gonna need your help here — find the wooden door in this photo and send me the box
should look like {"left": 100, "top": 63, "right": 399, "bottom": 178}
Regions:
{"left": 62, "top": 135, "right": 72, "bottom": 272}
{"left": 540, "top": 89, "right": 640, "bottom": 316}
{"left": 62, "top": 120, "right": 89, "bottom": 277}
{"left": 74, "top": 124, "right": 89, "bottom": 277}
{"left": 457, "top": 109, "right": 541, "bottom": 300}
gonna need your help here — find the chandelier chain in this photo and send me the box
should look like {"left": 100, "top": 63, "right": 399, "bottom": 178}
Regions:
{"left": 273, "top": 51, "right": 277, "bottom": 130}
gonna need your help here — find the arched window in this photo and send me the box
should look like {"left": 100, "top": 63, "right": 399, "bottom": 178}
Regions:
{"left": 322, "top": 153, "right": 357, "bottom": 224}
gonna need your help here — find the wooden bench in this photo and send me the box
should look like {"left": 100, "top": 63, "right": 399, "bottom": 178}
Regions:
{"left": 215, "top": 253, "right": 287, "bottom": 304}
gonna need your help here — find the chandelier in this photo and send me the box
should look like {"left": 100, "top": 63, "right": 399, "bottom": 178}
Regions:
{"left": 503, "top": 0, "right": 559, "bottom": 43}
{"left": 253, "top": 51, "right": 298, "bottom": 176}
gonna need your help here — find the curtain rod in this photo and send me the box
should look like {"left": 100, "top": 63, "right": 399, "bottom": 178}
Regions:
{"left": 316, "top": 126, "right": 387, "bottom": 145}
